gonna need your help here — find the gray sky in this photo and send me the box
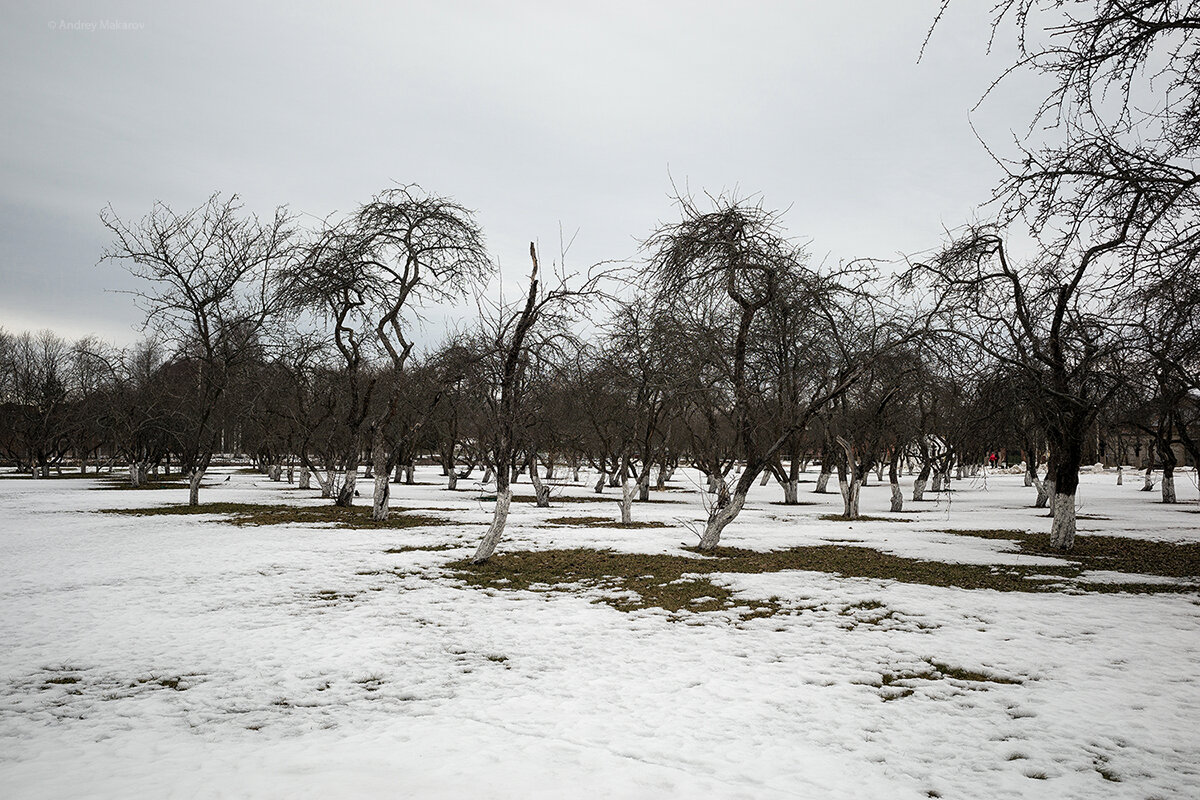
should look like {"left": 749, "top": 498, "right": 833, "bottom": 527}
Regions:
{"left": 1, "top": 1, "right": 1038, "bottom": 343}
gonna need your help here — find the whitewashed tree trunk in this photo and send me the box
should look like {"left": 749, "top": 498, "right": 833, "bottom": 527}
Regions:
{"left": 697, "top": 491, "right": 746, "bottom": 550}
{"left": 782, "top": 479, "right": 799, "bottom": 505}
{"left": 1116, "top": 465, "right": 1123, "bottom": 485}
{"left": 471, "top": 487, "right": 512, "bottom": 563}
{"left": 1049, "top": 492, "right": 1076, "bottom": 550}
{"left": 404, "top": 464, "right": 416, "bottom": 485}
{"left": 890, "top": 481, "right": 903, "bottom": 513}
{"left": 529, "top": 460, "right": 550, "bottom": 507}
{"left": 299, "top": 465, "right": 311, "bottom": 489}
{"left": 1141, "top": 467, "right": 1154, "bottom": 492}
{"left": 593, "top": 470, "right": 606, "bottom": 493}
{"left": 370, "top": 434, "right": 391, "bottom": 521}
{"left": 482, "top": 465, "right": 495, "bottom": 485}
{"left": 187, "top": 467, "right": 205, "bottom": 507}
{"left": 129, "top": 462, "right": 142, "bottom": 487}
{"left": 707, "top": 473, "right": 721, "bottom": 493}
{"left": 1033, "top": 473, "right": 1049, "bottom": 508}
{"left": 1162, "top": 468, "right": 1177, "bottom": 503}
{"left": 759, "top": 471, "right": 770, "bottom": 486}
{"left": 371, "top": 472, "right": 390, "bottom": 520}
{"left": 912, "top": 477, "right": 927, "bottom": 502}
{"left": 815, "top": 470, "right": 830, "bottom": 493}
{"left": 337, "top": 462, "right": 358, "bottom": 506}
{"left": 618, "top": 478, "right": 635, "bottom": 524}
{"left": 447, "top": 470, "right": 458, "bottom": 490}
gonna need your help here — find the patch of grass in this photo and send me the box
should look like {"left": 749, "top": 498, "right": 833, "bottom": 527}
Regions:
{"left": 383, "top": 543, "right": 458, "bottom": 553}
{"left": 94, "top": 479, "right": 204, "bottom": 491}
{"left": 100, "top": 502, "right": 450, "bottom": 530}
{"left": 819, "top": 514, "right": 904, "bottom": 522}
{"left": 42, "top": 676, "right": 80, "bottom": 685}
{"left": 939, "top": 529, "right": 1031, "bottom": 540}
{"left": 451, "top": 539, "right": 1197, "bottom": 614}
{"left": 541, "top": 515, "right": 670, "bottom": 529}
{"left": 476, "top": 494, "right": 682, "bottom": 505}
{"left": 942, "top": 528, "right": 1200, "bottom": 580}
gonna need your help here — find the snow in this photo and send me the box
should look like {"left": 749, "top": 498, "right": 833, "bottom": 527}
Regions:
{"left": 1, "top": 468, "right": 1198, "bottom": 799}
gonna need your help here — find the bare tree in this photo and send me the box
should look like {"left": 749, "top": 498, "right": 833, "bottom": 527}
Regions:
{"left": 102, "top": 193, "right": 296, "bottom": 504}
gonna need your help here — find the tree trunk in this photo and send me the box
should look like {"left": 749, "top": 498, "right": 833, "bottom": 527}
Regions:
{"left": 482, "top": 465, "right": 495, "bottom": 485}
{"left": 1116, "top": 465, "right": 1123, "bottom": 485}
{"left": 697, "top": 490, "right": 746, "bottom": 550}
{"left": 471, "top": 487, "right": 512, "bottom": 563}
{"left": 618, "top": 479, "right": 635, "bottom": 525}
{"left": 1033, "top": 473, "right": 1049, "bottom": 508}
{"left": 447, "top": 470, "right": 458, "bottom": 490}
{"left": 760, "top": 471, "right": 771, "bottom": 486}
{"left": 404, "top": 464, "right": 416, "bottom": 485}
{"left": 529, "top": 459, "right": 550, "bottom": 507}
{"left": 815, "top": 461, "right": 831, "bottom": 493}
{"left": 299, "top": 465, "right": 311, "bottom": 490}
{"left": 889, "top": 456, "right": 903, "bottom": 513}
{"left": 187, "top": 467, "right": 205, "bottom": 507}
{"left": 336, "top": 458, "right": 358, "bottom": 507}
{"left": 843, "top": 478, "right": 861, "bottom": 519}
{"left": 1141, "top": 466, "right": 1154, "bottom": 491}
{"left": 782, "top": 479, "right": 799, "bottom": 505}
{"left": 370, "top": 435, "right": 390, "bottom": 521}
{"left": 1162, "top": 466, "right": 1177, "bottom": 504}
{"left": 638, "top": 469, "right": 651, "bottom": 502}
{"left": 593, "top": 470, "right": 606, "bottom": 494}
{"left": 913, "top": 462, "right": 930, "bottom": 502}
{"left": 1049, "top": 492, "right": 1076, "bottom": 550}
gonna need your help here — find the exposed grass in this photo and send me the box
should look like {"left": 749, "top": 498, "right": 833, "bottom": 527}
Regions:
{"left": 451, "top": 538, "right": 1198, "bottom": 614}
{"left": 100, "top": 502, "right": 450, "bottom": 529}
{"left": 941, "top": 528, "right": 1200, "bottom": 580}
{"left": 475, "top": 494, "right": 682, "bottom": 505}
{"left": 541, "top": 515, "right": 670, "bottom": 530}
{"left": 819, "top": 514, "right": 905, "bottom": 522}
{"left": 94, "top": 480, "right": 206, "bottom": 491}
{"left": 383, "top": 543, "right": 459, "bottom": 554}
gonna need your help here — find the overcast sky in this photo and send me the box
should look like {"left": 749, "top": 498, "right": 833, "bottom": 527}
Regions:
{"left": 1, "top": 1, "right": 1041, "bottom": 344}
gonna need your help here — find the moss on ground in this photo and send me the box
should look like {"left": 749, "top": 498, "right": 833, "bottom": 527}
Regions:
{"left": 101, "top": 502, "right": 449, "bottom": 530}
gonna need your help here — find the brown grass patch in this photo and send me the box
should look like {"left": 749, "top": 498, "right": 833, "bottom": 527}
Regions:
{"left": 100, "top": 502, "right": 450, "bottom": 530}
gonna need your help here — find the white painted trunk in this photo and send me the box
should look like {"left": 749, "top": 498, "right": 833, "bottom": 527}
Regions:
{"left": 188, "top": 468, "right": 205, "bottom": 506}
{"left": 1162, "top": 470, "right": 1177, "bottom": 504}
{"left": 1116, "top": 465, "right": 1123, "bottom": 485}
{"left": 618, "top": 479, "right": 635, "bottom": 525}
{"left": 482, "top": 466, "right": 495, "bottom": 485}
{"left": 890, "top": 481, "right": 903, "bottom": 513}
{"left": 593, "top": 470, "right": 606, "bottom": 494}
{"left": 1034, "top": 475, "right": 1049, "bottom": 508}
{"left": 759, "top": 471, "right": 770, "bottom": 486}
{"left": 842, "top": 479, "right": 860, "bottom": 519}
{"left": 697, "top": 491, "right": 746, "bottom": 550}
{"left": 815, "top": 471, "right": 830, "bottom": 493}
{"left": 447, "top": 471, "right": 458, "bottom": 490}
{"left": 912, "top": 477, "right": 927, "bottom": 502}
{"left": 782, "top": 479, "right": 799, "bottom": 505}
{"left": 1142, "top": 468, "right": 1154, "bottom": 492}
{"left": 471, "top": 487, "right": 512, "bottom": 563}
{"left": 299, "top": 465, "right": 311, "bottom": 490}
{"left": 1049, "top": 493, "right": 1076, "bottom": 550}
{"left": 371, "top": 472, "right": 391, "bottom": 520}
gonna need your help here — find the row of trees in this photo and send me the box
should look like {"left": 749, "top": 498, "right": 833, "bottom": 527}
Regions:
{"left": 1, "top": 186, "right": 1196, "bottom": 556}
{"left": 1, "top": 1, "right": 1196, "bottom": 557}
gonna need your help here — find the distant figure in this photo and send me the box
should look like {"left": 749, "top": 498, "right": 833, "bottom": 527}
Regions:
{"left": 223, "top": 475, "right": 231, "bottom": 483}
{"left": 354, "top": 490, "right": 360, "bottom": 497}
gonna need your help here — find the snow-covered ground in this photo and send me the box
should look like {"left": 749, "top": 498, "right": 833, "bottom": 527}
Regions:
{"left": 1, "top": 467, "right": 1198, "bottom": 799}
